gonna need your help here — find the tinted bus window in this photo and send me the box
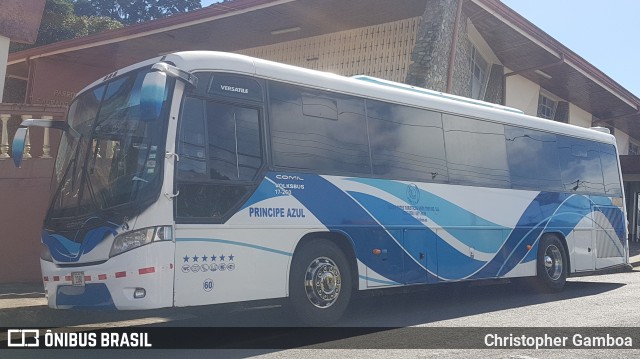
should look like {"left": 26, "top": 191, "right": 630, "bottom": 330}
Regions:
{"left": 177, "top": 97, "right": 207, "bottom": 179}
{"left": 443, "top": 114, "right": 510, "bottom": 188}
{"left": 176, "top": 97, "right": 262, "bottom": 220}
{"left": 269, "top": 82, "right": 370, "bottom": 174}
{"left": 557, "top": 136, "right": 605, "bottom": 194}
{"left": 599, "top": 143, "right": 622, "bottom": 196}
{"left": 367, "top": 100, "right": 448, "bottom": 182}
{"left": 505, "top": 126, "right": 563, "bottom": 191}
{"left": 207, "top": 102, "right": 262, "bottom": 181}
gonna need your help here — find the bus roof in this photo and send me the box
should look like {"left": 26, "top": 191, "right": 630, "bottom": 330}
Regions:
{"left": 83, "top": 51, "right": 616, "bottom": 145}
{"left": 350, "top": 75, "right": 525, "bottom": 115}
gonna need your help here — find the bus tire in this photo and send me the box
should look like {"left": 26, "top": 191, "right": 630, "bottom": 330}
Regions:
{"left": 535, "top": 235, "right": 567, "bottom": 292}
{"left": 289, "top": 239, "right": 352, "bottom": 326}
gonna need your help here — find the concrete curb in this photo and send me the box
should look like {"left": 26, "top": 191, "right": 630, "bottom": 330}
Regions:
{"left": 0, "top": 283, "right": 44, "bottom": 298}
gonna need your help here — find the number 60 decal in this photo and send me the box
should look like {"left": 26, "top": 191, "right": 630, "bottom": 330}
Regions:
{"left": 203, "top": 279, "right": 214, "bottom": 292}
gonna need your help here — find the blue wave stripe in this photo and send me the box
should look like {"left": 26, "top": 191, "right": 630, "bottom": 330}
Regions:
{"left": 348, "top": 191, "right": 486, "bottom": 280}
{"left": 266, "top": 173, "right": 433, "bottom": 284}
{"left": 238, "top": 173, "right": 626, "bottom": 282}
{"left": 592, "top": 203, "right": 626, "bottom": 240}
{"left": 474, "top": 193, "right": 594, "bottom": 278}
{"left": 343, "top": 182, "right": 623, "bottom": 278}
{"left": 347, "top": 178, "right": 508, "bottom": 253}
{"left": 359, "top": 275, "right": 400, "bottom": 285}
{"left": 43, "top": 225, "right": 118, "bottom": 263}
{"left": 176, "top": 237, "right": 293, "bottom": 256}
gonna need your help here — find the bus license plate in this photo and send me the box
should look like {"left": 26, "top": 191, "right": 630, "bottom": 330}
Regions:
{"left": 71, "top": 272, "right": 85, "bottom": 287}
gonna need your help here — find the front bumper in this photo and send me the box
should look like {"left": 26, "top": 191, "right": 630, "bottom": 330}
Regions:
{"left": 41, "top": 241, "right": 175, "bottom": 310}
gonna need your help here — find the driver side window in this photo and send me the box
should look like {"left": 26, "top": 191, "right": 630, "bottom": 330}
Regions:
{"left": 176, "top": 95, "right": 263, "bottom": 222}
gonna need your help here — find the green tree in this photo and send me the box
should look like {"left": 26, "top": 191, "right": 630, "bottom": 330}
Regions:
{"left": 73, "top": 0, "right": 202, "bottom": 25}
{"left": 4, "top": 0, "right": 122, "bottom": 102}
{"left": 10, "top": 0, "right": 122, "bottom": 52}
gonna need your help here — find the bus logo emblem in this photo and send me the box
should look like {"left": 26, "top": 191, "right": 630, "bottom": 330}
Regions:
{"left": 406, "top": 184, "right": 420, "bottom": 205}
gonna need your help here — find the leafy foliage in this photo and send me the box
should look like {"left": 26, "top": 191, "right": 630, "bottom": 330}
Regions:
{"left": 10, "top": 0, "right": 122, "bottom": 52}
{"left": 73, "top": 0, "right": 202, "bottom": 25}
{"left": 9, "top": 0, "right": 204, "bottom": 52}
{"left": 5, "top": 0, "right": 122, "bottom": 102}
{"left": 4, "top": 0, "right": 203, "bottom": 102}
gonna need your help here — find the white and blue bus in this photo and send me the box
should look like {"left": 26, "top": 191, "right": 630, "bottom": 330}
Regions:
{"left": 13, "top": 52, "right": 628, "bottom": 325}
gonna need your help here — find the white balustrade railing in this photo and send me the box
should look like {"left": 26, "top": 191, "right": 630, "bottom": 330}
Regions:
{"left": 0, "top": 113, "right": 9, "bottom": 159}
{"left": 0, "top": 104, "right": 67, "bottom": 161}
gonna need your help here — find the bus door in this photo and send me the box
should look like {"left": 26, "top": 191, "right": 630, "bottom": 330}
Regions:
{"left": 172, "top": 73, "right": 267, "bottom": 306}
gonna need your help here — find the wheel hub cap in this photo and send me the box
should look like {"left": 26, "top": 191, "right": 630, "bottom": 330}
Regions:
{"left": 544, "top": 245, "right": 563, "bottom": 280}
{"left": 304, "top": 257, "right": 342, "bottom": 308}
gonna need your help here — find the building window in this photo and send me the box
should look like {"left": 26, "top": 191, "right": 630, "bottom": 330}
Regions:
{"left": 470, "top": 46, "right": 488, "bottom": 100}
{"left": 630, "top": 141, "right": 640, "bottom": 156}
{"left": 537, "top": 93, "right": 557, "bottom": 119}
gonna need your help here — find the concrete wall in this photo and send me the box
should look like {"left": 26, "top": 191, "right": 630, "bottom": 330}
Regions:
{"left": 568, "top": 102, "right": 592, "bottom": 128}
{"left": 239, "top": 17, "right": 420, "bottom": 83}
{"left": 505, "top": 74, "right": 540, "bottom": 115}
{"left": 615, "top": 128, "right": 630, "bottom": 155}
{"left": 0, "top": 159, "right": 54, "bottom": 282}
{"left": 29, "top": 58, "right": 111, "bottom": 106}
{"left": 0, "top": 106, "right": 65, "bottom": 283}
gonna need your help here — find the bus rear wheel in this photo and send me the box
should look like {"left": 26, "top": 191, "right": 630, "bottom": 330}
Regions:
{"left": 535, "top": 235, "right": 567, "bottom": 292}
{"left": 289, "top": 239, "right": 352, "bottom": 326}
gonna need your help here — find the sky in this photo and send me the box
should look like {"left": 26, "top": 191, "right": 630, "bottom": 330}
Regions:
{"left": 501, "top": 0, "right": 640, "bottom": 98}
{"left": 200, "top": 0, "right": 640, "bottom": 98}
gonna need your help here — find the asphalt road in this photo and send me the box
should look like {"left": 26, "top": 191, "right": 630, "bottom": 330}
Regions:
{"left": 2, "top": 268, "right": 640, "bottom": 358}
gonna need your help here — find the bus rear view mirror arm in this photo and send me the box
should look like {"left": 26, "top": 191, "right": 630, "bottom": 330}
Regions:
{"left": 11, "top": 118, "right": 79, "bottom": 168}
{"left": 150, "top": 62, "right": 198, "bottom": 88}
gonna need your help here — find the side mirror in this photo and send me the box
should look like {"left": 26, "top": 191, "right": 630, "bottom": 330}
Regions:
{"left": 11, "top": 127, "right": 28, "bottom": 168}
{"left": 140, "top": 70, "right": 167, "bottom": 122}
{"left": 10, "top": 119, "right": 78, "bottom": 168}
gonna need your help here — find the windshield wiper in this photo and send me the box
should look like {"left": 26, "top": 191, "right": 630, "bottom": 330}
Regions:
{"left": 132, "top": 176, "right": 149, "bottom": 183}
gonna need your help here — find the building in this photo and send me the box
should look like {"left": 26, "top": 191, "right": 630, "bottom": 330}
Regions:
{"left": 1, "top": 0, "right": 639, "bottom": 282}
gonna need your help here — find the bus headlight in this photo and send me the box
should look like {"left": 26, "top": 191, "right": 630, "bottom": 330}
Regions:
{"left": 109, "top": 226, "right": 173, "bottom": 257}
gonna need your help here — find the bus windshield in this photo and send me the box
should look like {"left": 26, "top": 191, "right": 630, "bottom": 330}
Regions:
{"left": 48, "top": 68, "right": 169, "bottom": 222}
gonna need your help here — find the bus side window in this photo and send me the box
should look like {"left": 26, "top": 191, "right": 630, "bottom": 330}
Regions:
{"left": 177, "top": 97, "right": 207, "bottom": 179}
{"left": 505, "top": 126, "right": 563, "bottom": 191}
{"left": 443, "top": 114, "right": 510, "bottom": 188}
{"left": 557, "top": 136, "right": 605, "bottom": 194}
{"left": 367, "top": 100, "right": 448, "bottom": 182}
{"left": 206, "top": 102, "right": 261, "bottom": 181}
{"left": 176, "top": 96, "right": 263, "bottom": 221}
{"left": 599, "top": 143, "right": 622, "bottom": 196}
{"left": 269, "top": 81, "right": 370, "bottom": 175}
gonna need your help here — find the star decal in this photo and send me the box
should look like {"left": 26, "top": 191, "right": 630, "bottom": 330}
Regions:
{"left": 183, "top": 255, "right": 189, "bottom": 263}
{"left": 202, "top": 255, "right": 208, "bottom": 262}
{"left": 220, "top": 254, "right": 226, "bottom": 261}
{"left": 211, "top": 255, "right": 217, "bottom": 261}
{"left": 192, "top": 255, "right": 199, "bottom": 262}
{"left": 228, "top": 254, "right": 235, "bottom": 261}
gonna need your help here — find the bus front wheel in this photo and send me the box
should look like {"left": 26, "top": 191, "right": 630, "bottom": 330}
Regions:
{"left": 289, "top": 239, "right": 352, "bottom": 326}
{"left": 536, "top": 235, "right": 568, "bottom": 292}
